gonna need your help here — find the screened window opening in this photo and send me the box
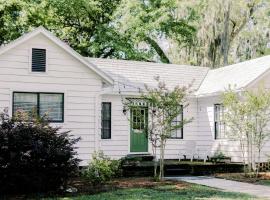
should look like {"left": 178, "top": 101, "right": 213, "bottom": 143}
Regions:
{"left": 214, "top": 104, "right": 225, "bottom": 139}
{"left": 13, "top": 92, "right": 64, "bottom": 122}
{"left": 101, "top": 102, "right": 111, "bottom": 139}
{"left": 170, "top": 105, "right": 184, "bottom": 139}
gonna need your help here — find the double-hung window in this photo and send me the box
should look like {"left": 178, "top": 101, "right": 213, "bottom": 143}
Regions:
{"left": 101, "top": 102, "right": 111, "bottom": 139}
{"left": 170, "top": 105, "right": 184, "bottom": 139}
{"left": 214, "top": 104, "right": 225, "bottom": 139}
{"left": 13, "top": 92, "right": 64, "bottom": 122}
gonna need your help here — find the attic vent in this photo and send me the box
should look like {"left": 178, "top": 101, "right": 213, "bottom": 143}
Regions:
{"left": 32, "top": 48, "right": 46, "bottom": 72}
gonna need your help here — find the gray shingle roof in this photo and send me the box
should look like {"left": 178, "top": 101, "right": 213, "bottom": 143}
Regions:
{"left": 85, "top": 58, "right": 209, "bottom": 94}
{"left": 85, "top": 56, "right": 270, "bottom": 96}
{"left": 196, "top": 55, "right": 270, "bottom": 96}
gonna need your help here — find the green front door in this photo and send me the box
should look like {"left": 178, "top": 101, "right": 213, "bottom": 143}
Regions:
{"left": 130, "top": 107, "right": 148, "bottom": 152}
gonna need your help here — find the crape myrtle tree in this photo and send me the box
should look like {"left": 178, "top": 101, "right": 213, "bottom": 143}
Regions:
{"left": 123, "top": 77, "right": 193, "bottom": 180}
{"left": 222, "top": 87, "right": 270, "bottom": 177}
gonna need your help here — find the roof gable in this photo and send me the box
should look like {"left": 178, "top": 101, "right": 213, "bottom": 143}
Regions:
{"left": 0, "top": 27, "right": 113, "bottom": 85}
{"left": 196, "top": 56, "right": 270, "bottom": 96}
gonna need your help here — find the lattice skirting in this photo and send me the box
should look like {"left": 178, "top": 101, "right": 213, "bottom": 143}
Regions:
{"left": 256, "top": 162, "right": 270, "bottom": 171}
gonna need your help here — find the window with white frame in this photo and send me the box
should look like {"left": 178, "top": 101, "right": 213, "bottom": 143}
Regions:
{"left": 13, "top": 92, "right": 64, "bottom": 122}
{"left": 170, "top": 105, "right": 183, "bottom": 139}
{"left": 101, "top": 102, "right": 111, "bottom": 139}
{"left": 214, "top": 104, "right": 225, "bottom": 139}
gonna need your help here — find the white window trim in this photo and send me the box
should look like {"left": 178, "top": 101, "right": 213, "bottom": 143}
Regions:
{"left": 28, "top": 45, "right": 49, "bottom": 75}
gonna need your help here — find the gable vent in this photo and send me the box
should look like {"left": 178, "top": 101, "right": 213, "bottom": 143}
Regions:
{"left": 32, "top": 48, "right": 46, "bottom": 72}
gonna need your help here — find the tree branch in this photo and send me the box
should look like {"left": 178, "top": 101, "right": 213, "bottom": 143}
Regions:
{"left": 145, "top": 36, "right": 170, "bottom": 63}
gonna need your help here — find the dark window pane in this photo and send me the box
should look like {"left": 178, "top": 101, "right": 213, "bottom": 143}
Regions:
{"left": 102, "top": 129, "right": 110, "bottom": 139}
{"left": 102, "top": 120, "right": 110, "bottom": 129}
{"left": 103, "top": 103, "right": 111, "bottom": 120}
{"left": 101, "top": 102, "right": 111, "bottom": 139}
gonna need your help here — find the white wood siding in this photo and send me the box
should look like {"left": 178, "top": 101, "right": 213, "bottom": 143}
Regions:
{"left": 101, "top": 93, "right": 269, "bottom": 162}
{"left": 197, "top": 96, "right": 244, "bottom": 162}
{"left": 0, "top": 34, "right": 103, "bottom": 165}
{"left": 100, "top": 95, "right": 129, "bottom": 158}
{"left": 100, "top": 95, "right": 199, "bottom": 160}
{"left": 197, "top": 94, "right": 270, "bottom": 162}
{"left": 246, "top": 72, "right": 270, "bottom": 162}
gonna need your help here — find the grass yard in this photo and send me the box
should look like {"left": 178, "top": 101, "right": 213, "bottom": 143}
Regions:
{"left": 257, "top": 179, "right": 270, "bottom": 186}
{"left": 42, "top": 178, "right": 258, "bottom": 200}
{"left": 50, "top": 185, "right": 257, "bottom": 200}
{"left": 215, "top": 172, "right": 270, "bottom": 186}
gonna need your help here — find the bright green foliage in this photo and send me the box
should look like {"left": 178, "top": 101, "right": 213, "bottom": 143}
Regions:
{"left": 0, "top": 0, "right": 27, "bottom": 45}
{"left": 47, "top": 0, "right": 147, "bottom": 59}
{"left": 83, "top": 151, "right": 121, "bottom": 185}
{"left": 222, "top": 87, "right": 270, "bottom": 175}
{"left": 1, "top": 0, "right": 270, "bottom": 65}
{"left": 0, "top": 0, "right": 149, "bottom": 60}
{"left": 115, "top": 0, "right": 197, "bottom": 63}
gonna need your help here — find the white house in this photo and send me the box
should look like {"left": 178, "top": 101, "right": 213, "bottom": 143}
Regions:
{"left": 0, "top": 27, "right": 270, "bottom": 165}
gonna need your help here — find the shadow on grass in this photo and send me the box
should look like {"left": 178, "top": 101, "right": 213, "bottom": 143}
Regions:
{"left": 46, "top": 184, "right": 256, "bottom": 200}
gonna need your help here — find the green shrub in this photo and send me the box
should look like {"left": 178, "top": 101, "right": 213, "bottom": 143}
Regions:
{"left": 83, "top": 151, "right": 121, "bottom": 185}
{"left": 0, "top": 110, "right": 80, "bottom": 194}
{"left": 213, "top": 151, "right": 227, "bottom": 159}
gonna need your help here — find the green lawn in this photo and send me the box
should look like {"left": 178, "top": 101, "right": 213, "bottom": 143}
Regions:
{"left": 258, "top": 179, "right": 270, "bottom": 186}
{"left": 45, "top": 184, "right": 257, "bottom": 200}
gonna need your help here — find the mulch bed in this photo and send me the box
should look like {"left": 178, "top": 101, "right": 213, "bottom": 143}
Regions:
{"left": 72, "top": 177, "right": 188, "bottom": 194}
{"left": 215, "top": 172, "right": 270, "bottom": 183}
{"left": 3, "top": 177, "right": 188, "bottom": 199}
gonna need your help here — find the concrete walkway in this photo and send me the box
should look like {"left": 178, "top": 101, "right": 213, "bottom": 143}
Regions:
{"left": 166, "top": 176, "right": 270, "bottom": 199}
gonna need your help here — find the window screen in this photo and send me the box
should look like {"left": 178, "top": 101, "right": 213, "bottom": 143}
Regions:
{"left": 13, "top": 92, "right": 64, "bottom": 122}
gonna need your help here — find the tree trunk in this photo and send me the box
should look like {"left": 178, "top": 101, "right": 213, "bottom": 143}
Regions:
{"left": 159, "top": 140, "right": 165, "bottom": 180}
{"left": 256, "top": 148, "right": 261, "bottom": 179}
{"left": 222, "top": 2, "right": 231, "bottom": 66}
{"left": 152, "top": 144, "right": 158, "bottom": 179}
{"left": 240, "top": 138, "right": 247, "bottom": 174}
{"left": 247, "top": 137, "right": 252, "bottom": 173}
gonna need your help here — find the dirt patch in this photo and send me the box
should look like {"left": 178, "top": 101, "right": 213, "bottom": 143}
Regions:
{"left": 111, "top": 177, "right": 188, "bottom": 189}
{"left": 70, "top": 176, "right": 188, "bottom": 193}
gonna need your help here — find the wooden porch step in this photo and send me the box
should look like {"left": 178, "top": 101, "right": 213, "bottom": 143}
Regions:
{"left": 165, "top": 168, "right": 191, "bottom": 176}
{"left": 124, "top": 154, "right": 154, "bottom": 162}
